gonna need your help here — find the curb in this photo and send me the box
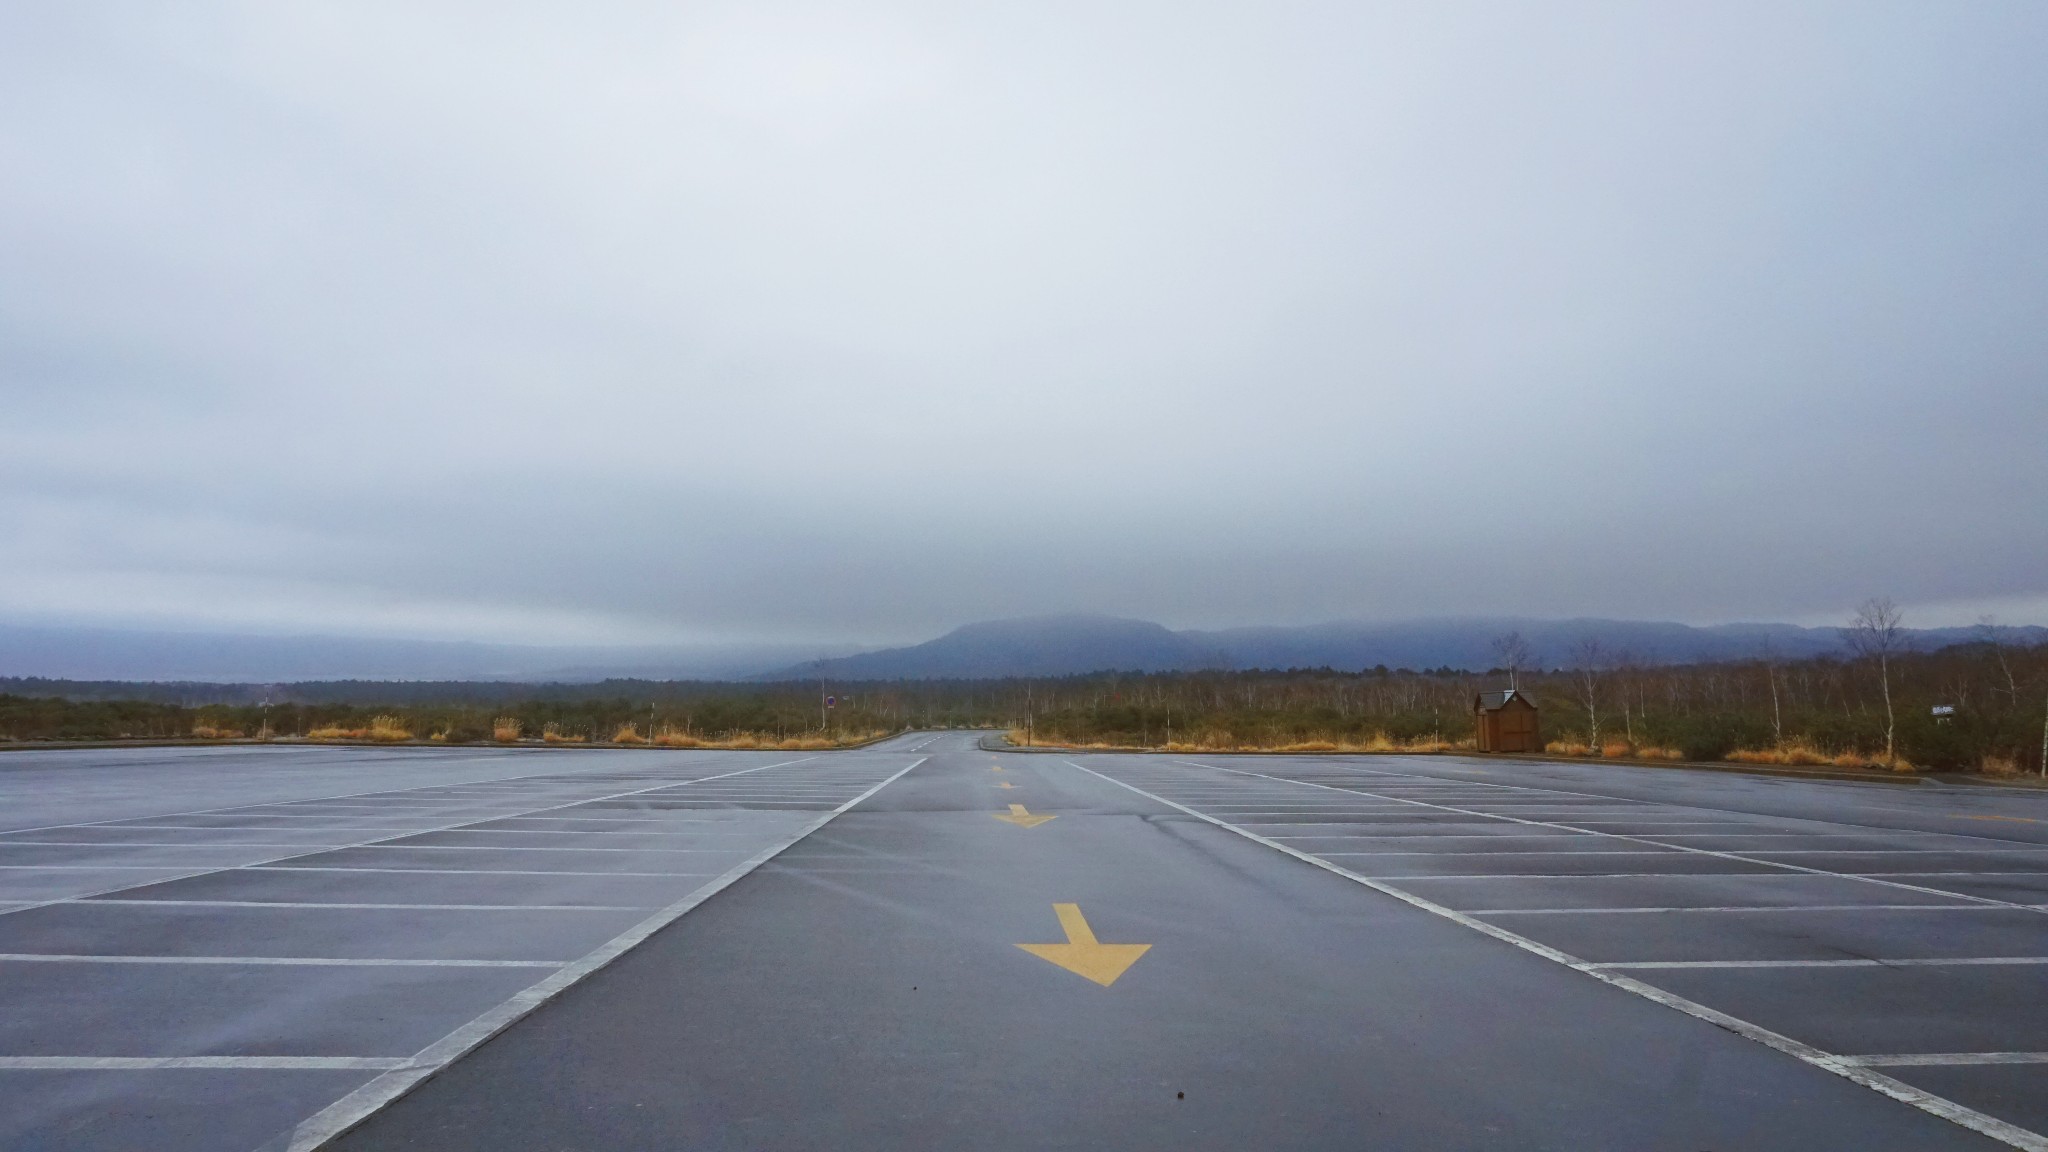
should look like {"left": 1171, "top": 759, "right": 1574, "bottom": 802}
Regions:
{"left": 0, "top": 730, "right": 907, "bottom": 755}
{"left": 979, "top": 734, "right": 1928, "bottom": 785}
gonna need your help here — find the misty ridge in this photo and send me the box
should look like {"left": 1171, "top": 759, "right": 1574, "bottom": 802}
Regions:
{"left": 5, "top": 614, "right": 2039, "bottom": 689}
{"left": 768, "top": 614, "right": 2048, "bottom": 681}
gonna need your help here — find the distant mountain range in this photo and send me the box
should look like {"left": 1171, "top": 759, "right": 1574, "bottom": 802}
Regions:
{"left": 767, "top": 614, "right": 2046, "bottom": 681}
{"left": 2, "top": 615, "right": 2038, "bottom": 687}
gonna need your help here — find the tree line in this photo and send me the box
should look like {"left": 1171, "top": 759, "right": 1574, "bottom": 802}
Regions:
{"left": 3, "top": 615, "right": 2044, "bottom": 774}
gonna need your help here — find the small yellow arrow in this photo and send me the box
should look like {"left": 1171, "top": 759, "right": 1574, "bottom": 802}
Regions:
{"left": 989, "top": 766, "right": 1003, "bottom": 772}
{"left": 994, "top": 781, "right": 1017, "bottom": 789}
{"left": 993, "top": 803, "right": 1055, "bottom": 828}
{"left": 1017, "top": 904, "right": 1150, "bottom": 987}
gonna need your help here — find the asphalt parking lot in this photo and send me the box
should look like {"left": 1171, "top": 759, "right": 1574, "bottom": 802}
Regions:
{"left": 329, "top": 735, "right": 2045, "bottom": 1152}
{"left": 3, "top": 734, "right": 2045, "bottom": 1150}
{"left": 0, "top": 737, "right": 933, "bottom": 1151}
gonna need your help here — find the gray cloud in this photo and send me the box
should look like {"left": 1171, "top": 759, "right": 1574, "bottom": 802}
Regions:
{"left": 3, "top": 1, "right": 2045, "bottom": 646}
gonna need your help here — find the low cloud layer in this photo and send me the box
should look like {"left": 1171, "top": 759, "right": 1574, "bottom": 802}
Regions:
{"left": 4, "top": 2, "right": 2045, "bottom": 646}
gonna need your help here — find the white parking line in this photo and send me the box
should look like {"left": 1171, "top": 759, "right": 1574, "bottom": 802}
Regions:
{"left": 1312, "top": 760, "right": 2048, "bottom": 849}
{"left": 76, "top": 899, "right": 653, "bottom": 911}
{"left": 0, "top": 1056, "right": 412, "bottom": 1071}
{"left": 1382, "top": 871, "right": 2048, "bottom": 881}
{"left": 251, "top": 866, "right": 717, "bottom": 877}
{"left": 260, "top": 844, "right": 745, "bottom": 854}
{"left": 281, "top": 754, "right": 929, "bottom": 1152}
{"left": 1595, "top": 957, "right": 2048, "bottom": 970}
{"left": 1842, "top": 1053, "right": 2048, "bottom": 1067}
{"left": 0, "top": 953, "right": 560, "bottom": 968}
{"left": 1172, "top": 762, "right": 2048, "bottom": 918}
{"left": 0, "top": 757, "right": 821, "bottom": 920}
{"left": 1321, "top": 850, "right": 1692, "bottom": 857}
{"left": 0, "top": 754, "right": 751, "bottom": 840}
{"left": 1471, "top": 904, "right": 2020, "bottom": 915}
{"left": 1072, "top": 759, "right": 2048, "bottom": 1152}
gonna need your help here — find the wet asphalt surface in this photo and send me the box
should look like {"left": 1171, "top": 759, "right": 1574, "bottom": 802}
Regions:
{"left": 3, "top": 735, "right": 2046, "bottom": 1149}
{"left": 0, "top": 738, "right": 931, "bottom": 1151}
{"left": 321, "top": 735, "right": 2047, "bottom": 1152}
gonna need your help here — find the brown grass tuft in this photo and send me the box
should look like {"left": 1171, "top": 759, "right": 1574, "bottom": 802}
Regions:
{"left": 1018, "top": 728, "right": 1454, "bottom": 754}
{"left": 367, "top": 716, "right": 412, "bottom": 742}
{"left": 1545, "top": 741, "right": 1593, "bottom": 757}
{"left": 653, "top": 727, "right": 701, "bottom": 748}
{"left": 191, "top": 725, "right": 245, "bottom": 740}
{"left": 1728, "top": 743, "right": 1835, "bottom": 766}
{"left": 492, "top": 718, "right": 523, "bottom": 743}
{"left": 612, "top": 724, "right": 648, "bottom": 745}
{"left": 541, "top": 722, "right": 586, "bottom": 745}
{"left": 1981, "top": 755, "right": 2020, "bottom": 776}
{"left": 1599, "top": 742, "right": 1633, "bottom": 759}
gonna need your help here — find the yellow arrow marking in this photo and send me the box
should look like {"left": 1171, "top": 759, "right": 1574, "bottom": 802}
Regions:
{"left": 994, "top": 803, "right": 1056, "bottom": 828}
{"left": 989, "top": 766, "right": 1003, "bottom": 772}
{"left": 994, "top": 781, "right": 1017, "bottom": 789}
{"left": 1017, "top": 904, "right": 1150, "bottom": 987}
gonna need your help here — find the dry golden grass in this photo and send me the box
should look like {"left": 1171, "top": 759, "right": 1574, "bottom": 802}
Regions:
{"left": 1981, "top": 755, "right": 2021, "bottom": 776}
{"left": 1545, "top": 741, "right": 1594, "bottom": 757}
{"left": 190, "top": 725, "right": 245, "bottom": 740}
{"left": 1634, "top": 746, "right": 1684, "bottom": 760}
{"left": 492, "top": 718, "right": 523, "bottom": 742}
{"left": 541, "top": 722, "right": 587, "bottom": 745}
{"left": 1599, "top": 742, "right": 1633, "bottom": 759}
{"left": 1018, "top": 729, "right": 1454, "bottom": 754}
{"left": 647, "top": 729, "right": 885, "bottom": 751}
{"left": 1727, "top": 743, "right": 1835, "bottom": 767}
{"left": 612, "top": 724, "right": 648, "bottom": 745}
{"left": 305, "top": 716, "right": 412, "bottom": 742}
{"left": 1724, "top": 744, "right": 1912, "bottom": 772}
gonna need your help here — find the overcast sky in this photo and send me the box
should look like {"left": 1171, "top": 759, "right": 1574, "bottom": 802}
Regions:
{"left": 3, "top": 1, "right": 2044, "bottom": 648}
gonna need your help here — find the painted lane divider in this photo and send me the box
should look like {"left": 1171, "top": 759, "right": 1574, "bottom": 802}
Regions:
{"left": 1017, "top": 904, "right": 1150, "bottom": 987}
{"left": 995, "top": 781, "right": 1017, "bottom": 790}
{"left": 993, "top": 803, "right": 1055, "bottom": 828}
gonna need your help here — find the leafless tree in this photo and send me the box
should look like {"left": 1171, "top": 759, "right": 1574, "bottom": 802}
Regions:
{"left": 1844, "top": 597, "right": 1906, "bottom": 766}
{"left": 1759, "top": 639, "right": 1783, "bottom": 748}
{"left": 1977, "top": 616, "right": 2022, "bottom": 707}
{"left": 1570, "top": 638, "right": 1605, "bottom": 748}
{"left": 1614, "top": 648, "right": 1639, "bottom": 745}
{"left": 1491, "top": 631, "right": 1535, "bottom": 690}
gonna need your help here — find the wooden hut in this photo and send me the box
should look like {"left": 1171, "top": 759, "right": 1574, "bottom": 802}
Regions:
{"left": 1473, "top": 690, "right": 1540, "bottom": 753}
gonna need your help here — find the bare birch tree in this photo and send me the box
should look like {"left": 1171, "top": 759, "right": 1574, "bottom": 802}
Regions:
{"left": 1570, "top": 638, "right": 1604, "bottom": 749}
{"left": 1759, "top": 639, "right": 1783, "bottom": 748}
{"left": 1845, "top": 597, "right": 1906, "bottom": 766}
{"left": 1491, "top": 631, "right": 1535, "bottom": 690}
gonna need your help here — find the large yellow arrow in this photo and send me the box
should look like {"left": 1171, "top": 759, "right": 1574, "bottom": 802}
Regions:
{"left": 1017, "top": 904, "right": 1150, "bottom": 987}
{"left": 993, "top": 803, "right": 1055, "bottom": 828}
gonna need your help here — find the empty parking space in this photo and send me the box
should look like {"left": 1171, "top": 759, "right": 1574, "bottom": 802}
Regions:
{"left": 0, "top": 740, "right": 928, "bottom": 1151}
{"left": 1076, "top": 752, "right": 2048, "bottom": 1147}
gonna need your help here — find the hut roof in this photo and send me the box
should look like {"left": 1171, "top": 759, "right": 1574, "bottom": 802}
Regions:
{"left": 1474, "top": 689, "right": 1534, "bottom": 712}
